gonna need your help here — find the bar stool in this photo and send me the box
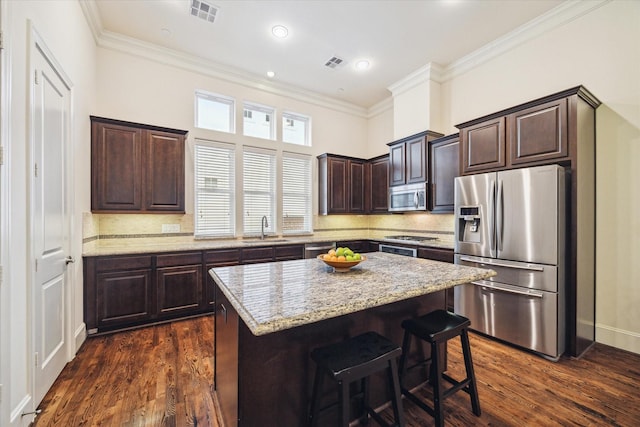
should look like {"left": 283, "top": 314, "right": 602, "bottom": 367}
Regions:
{"left": 398, "top": 309, "right": 480, "bottom": 427}
{"left": 308, "top": 331, "right": 405, "bottom": 427}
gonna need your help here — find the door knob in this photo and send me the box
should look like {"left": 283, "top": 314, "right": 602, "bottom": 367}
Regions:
{"left": 65, "top": 256, "right": 75, "bottom": 265}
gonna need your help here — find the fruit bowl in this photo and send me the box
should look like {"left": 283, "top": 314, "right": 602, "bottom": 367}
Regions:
{"left": 317, "top": 254, "right": 367, "bottom": 272}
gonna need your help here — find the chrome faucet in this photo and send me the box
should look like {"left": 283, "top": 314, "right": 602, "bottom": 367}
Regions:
{"left": 261, "top": 215, "right": 269, "bottom": 240}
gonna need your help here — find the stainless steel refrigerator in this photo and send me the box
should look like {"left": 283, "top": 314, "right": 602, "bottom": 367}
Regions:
{"left": 454, "top": 164, "right": 567, "bottom": 360}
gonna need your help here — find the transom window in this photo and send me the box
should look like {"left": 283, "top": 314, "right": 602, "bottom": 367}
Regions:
{"left": 243, "top": 102, "right": 275, "bottom": 140}
{"left": 195, "top": 90, "right": 235, "bottom": 133}
{"left": 282, "top": 111, "right": 311, "bottom": 146}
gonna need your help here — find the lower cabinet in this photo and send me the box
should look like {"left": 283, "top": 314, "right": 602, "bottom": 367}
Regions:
{"left": 156, "top": 252, "right": 204, "bottom": 318}
{"left": 85, "top": 252, "right": 205, "bottom": 334}
{"left": 85, "top": 244, "right": 305, "bottom": 334}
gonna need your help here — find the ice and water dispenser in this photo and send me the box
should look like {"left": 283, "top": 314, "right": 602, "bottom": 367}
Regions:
{"left": 457, "top": 206, "right": 481, "bottom": 243}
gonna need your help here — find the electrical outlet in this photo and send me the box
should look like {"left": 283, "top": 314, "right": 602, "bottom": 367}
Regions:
{"left": 162, "top": 224, "right": 181, "bottom": 233}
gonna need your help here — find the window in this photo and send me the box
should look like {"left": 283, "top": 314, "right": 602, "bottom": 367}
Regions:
{"left": 243, "top": 147, "right": 276, "bottom": 236}
{"left": 243, "top": 102, "right": 275, "bottom": 140}
{"left": 194, "top": 141, "right": 235, "bottom": 237}
{"left": 282, "top": 152, "right": 312, "bottom": 234}
{"left": 195, "top": 91, "right": 235, "bottom": 133}
{"left": 282, "top": 111, "right": 311, "bottom": 146}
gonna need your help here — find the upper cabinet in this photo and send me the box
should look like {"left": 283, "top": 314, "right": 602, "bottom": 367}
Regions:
{"left": 368, "top": 154, "right": 389, "bottom": 214}
{"left": 317, "top": 154, "right": 366, "bottom": 215}
{"left": 388, "top": 130, "right": 443, "bottom": 186}
{"left": 318, "top": 153, "right": 389, "bottom": 215}
{"left": 429, "top": 133, "right": 459, "bottom": 213}
{"left": 91, "top": 116, "right": 187, "bottom": 213}
{"left": 458, "top": 89, "right": 579, "bottom": 175}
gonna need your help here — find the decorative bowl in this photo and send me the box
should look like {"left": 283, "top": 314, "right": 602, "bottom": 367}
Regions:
{"left": 317, "top": 254, "right": 367, "bottom": 272}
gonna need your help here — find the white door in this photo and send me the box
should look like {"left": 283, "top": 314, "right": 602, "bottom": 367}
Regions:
{"left": 31, "top": 31, "right": 72, "bottom": 407}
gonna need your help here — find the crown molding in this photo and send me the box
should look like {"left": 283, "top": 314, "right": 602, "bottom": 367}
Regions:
{"left": 81, "top": 1, "right": 369, "bottom": 118}
{"left": 441, "top": 0, "right": 610, "bottom": 81}
{"left": 367, "top": 96, "right": 393, "bottom": 118}
{"left": 387, "top": 62, "right": 445, "bottom": 98}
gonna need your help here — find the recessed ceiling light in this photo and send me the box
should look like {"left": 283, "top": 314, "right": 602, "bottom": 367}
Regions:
{"left": 355, "top": 60, "right": 370, "bottom": 70}
{"left": 267, "top": 71, "right": 276, "bottom": 78}
{"left": 272, "top": 25, "right": 289, "bottom": 38}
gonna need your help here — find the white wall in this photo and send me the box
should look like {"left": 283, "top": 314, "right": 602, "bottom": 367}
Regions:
{"left": 1, "top": 1, "right": 95, "bottom": 425}
{"left": 435, "top": 0, "right": 639, "bottom": 353}
{"left": 94, "top": 48, "right": 369, "bottom": 218}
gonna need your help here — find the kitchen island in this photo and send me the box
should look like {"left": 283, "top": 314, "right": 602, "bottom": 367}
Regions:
{"left": 209, "top": 252, "right": 495, "bottom": 427}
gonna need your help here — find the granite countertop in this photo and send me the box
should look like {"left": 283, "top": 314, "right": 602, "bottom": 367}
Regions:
{"left": 209, "top": 251, "right": 495, "bottom": 336}
{"left": 82, "top": 233, "right": 454, "bottom": 257}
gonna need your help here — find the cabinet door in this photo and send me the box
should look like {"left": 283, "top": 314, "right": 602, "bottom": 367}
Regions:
{"left": 406, "top": 136, "right": 428, "bottom": 184}
{"left": 389, "top": 143, "right": 406, "bottom": 186}
{"left": 429, "top": 135, "right": 459, "bottom": 213}
{"left": 91, "top": 121, "right": 143, "bottom": 211}
{"left": 369, "top": 156, "right": 389, "bottom": 213}
{"left": 509, "top": 98, "right": 568, "bottom": 166}
{"left": 461, "top": 117, "right": 506, "bottom": 174}
{"left": 349, "top": 160, "right": 366, "bottom": 213}
{"left": 156, "top": 264, "right": 203, "bottom": 318}
{"left": 327, "top": 157, "right": 348, "bottom": 213}
{"left": 242, "top": 246, "right": 274, "bottom": 264}
{"left": 205, "top": 249, "right": 242, "bottom": 307}
{"left": 145, "top": 130, "right": 185, "bottom": 212}
{"left": 274, "top": 244, "right": 304, "bottom": 261}
{"left": 96, "top": 268, "right": 153, "bottom": 329}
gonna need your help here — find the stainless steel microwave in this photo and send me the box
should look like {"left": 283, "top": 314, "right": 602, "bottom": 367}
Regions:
{"left": 388, "top": 182, "right": 427, "bottom": 212}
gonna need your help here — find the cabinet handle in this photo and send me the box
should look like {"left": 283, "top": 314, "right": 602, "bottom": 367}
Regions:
{"left": 220, "top": 303, "right": 227, "bottom": 323}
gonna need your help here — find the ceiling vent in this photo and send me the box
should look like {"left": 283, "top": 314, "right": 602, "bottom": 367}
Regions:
{"left": 190, "top": 0, "right": 219, "bottom": 23}
{"left": 324, "top": 56, "right": 346, "bottom": 69}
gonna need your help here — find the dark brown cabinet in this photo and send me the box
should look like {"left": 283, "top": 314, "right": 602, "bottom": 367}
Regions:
{"left": 318, "top": 154, "right": 366, "bottom": 214}
{"left": 508, "top": 98, "right": 568, "bottom": 166}
{"left": 205, "top": 248, "right": 242, "bottom": 308}
{"left": 387, "top": 130, "right": 443, "bottom": 187}
{"left": 459, "top": 95, "right": 570, "bottom": 175}
{"left": 368, "top": 154, "right": 389, "bottom": 213}
{"left": 417, "top": 247, "right": 454, "bottom": 310}
{"left": 85, "top": 255, "right": 154, "bottom": 333}
{"left": 460, "top": 117, "right": 506, "bottom": 174}
{"left": 91, "top": 116, "right": 187, "bottom": 213}
{"left": 214, "top": 284, "right": 239, "bottom": 427}
{"left": 429, "top": 134, "right": 459, "bottom": 213}
{"left": 156, "top": 252, "right": 203, "bottom": 318}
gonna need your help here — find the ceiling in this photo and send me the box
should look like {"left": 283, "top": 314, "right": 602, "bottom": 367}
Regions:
{"left": 91, "top": 0, "right": 566, "bottom": 109}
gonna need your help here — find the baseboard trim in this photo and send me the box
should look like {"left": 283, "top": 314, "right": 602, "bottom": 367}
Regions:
{"left": 74, "top": 323, "right": 86, "bottom": 353}
{"left": 596, "top": 323, "right": 640, "bottom": 355}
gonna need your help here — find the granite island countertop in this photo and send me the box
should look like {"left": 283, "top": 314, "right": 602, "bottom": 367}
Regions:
{"left": 209, "top": 251, "right": 495, "bottom": 336}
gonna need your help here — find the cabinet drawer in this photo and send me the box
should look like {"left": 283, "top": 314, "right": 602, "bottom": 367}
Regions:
{"left": 242, "top": 246, "right": 274, "bottom": 264}
{"left": 417, "top": 247, "right": 453, "bottom": 263}
{"left": 275, "top": 244, "right": 304, "bottom": 261}
{"left": 156, "top": 252, "right": 202, "bottom": 267}
{"left": 204, "top": 249, "right": 242, "bottom": 265}
{"left": 96, "top": 255, "right": 153, "bottom": 272}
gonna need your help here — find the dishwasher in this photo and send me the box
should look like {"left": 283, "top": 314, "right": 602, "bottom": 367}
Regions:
{"left": 304, "top": 242, "right": 336, "bottom": 259}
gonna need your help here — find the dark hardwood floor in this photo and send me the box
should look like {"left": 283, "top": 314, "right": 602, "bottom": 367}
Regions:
{"left": 34, "top": 315, "right": 640, "bottom": 426}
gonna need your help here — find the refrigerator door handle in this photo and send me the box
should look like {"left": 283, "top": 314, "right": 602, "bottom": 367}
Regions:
{"left": 497, "top": 179, "right": 504, "bottom": 252}
{"left": 470, "top": 280, "right": 544, "bottom": 298}
{"left": 459, "top": 255, "right": 545, "bottom": 272}
{"left": 489, "top": 179, "right": 496, "bottom": 254}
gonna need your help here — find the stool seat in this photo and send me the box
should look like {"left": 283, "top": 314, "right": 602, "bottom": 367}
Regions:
{"left": 401, "top": 310, "right": 471, "bottom": 343}
{"left": 399, "top": 310, "right": 480, "bottom": 427}
{"left": 311, "top": 331, "right": 402, "bottom": 381}
{"left": 309, "top": 331, "right": 405, "bottom": 427}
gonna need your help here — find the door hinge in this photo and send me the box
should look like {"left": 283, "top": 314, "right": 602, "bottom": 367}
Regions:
{"left": 0, "top": 30, "right": 3, "bottom": 50}
{"left": 35, "top": 258, "right": 38, "bottom": 272}
{"left": 34, "top": 69, "right": 39, "bottom": 85}
{"left": 34, "top": 162, "right": 38, "bottom": 177}
{"left": 0, "top": 383, "right": 2, "bottom": 403}
{"left": 0, "top": 146, "right": 3, "bottom": 165}
{"left": 34, "top": 352, "right": 39, "bottom": 368}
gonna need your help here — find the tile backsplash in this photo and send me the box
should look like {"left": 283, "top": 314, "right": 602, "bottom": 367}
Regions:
{"left": 85, "top": 212, "right": 454, "bottom": 242}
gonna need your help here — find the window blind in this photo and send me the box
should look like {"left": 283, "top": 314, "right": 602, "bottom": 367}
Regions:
{"left": 243, "top": 147, "right": 276, "bottom": 236}
{"left": 194, "top": 141, "right": 235, "bottom": 237}
{"left": 282, "top": 152, "right": 312, "bottom": 234}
